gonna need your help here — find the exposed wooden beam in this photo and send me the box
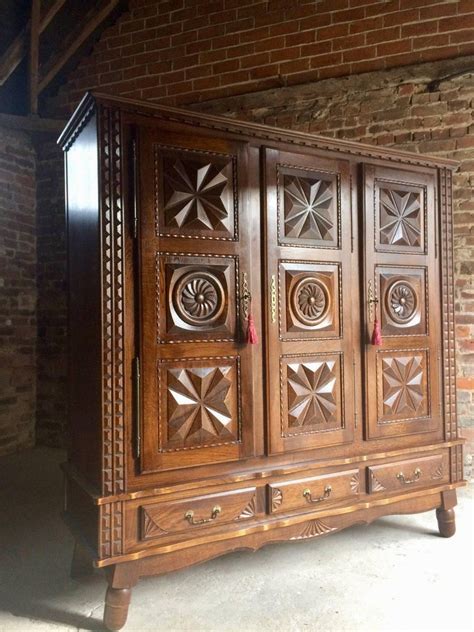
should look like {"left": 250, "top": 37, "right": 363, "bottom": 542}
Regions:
{"left": 29, "top": 0, "right": 41, "bottom": 115}
{"left": 0, "top": 112, "right": 66, "bottom": 133}
{"left": 38, "top": 0, "right": 121, "bottom": 94}
{"left": 0, "top": 0, "right": 66, "bottom": 87}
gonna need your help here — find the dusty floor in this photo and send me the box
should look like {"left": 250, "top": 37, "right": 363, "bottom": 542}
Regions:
{"left": 0, "top": 447, "right": 472, "bottom": 632}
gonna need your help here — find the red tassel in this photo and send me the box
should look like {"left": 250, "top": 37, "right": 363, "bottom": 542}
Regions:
{"left": 246, "top": 313, "right": 258, "bottom": 344}
{"left": 371, "top": 318, "right": 383, "bottom": 346}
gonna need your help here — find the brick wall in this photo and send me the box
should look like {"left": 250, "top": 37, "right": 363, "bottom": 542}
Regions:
{"left": 35, "top": 139, "right": 67, "bottom": 448}
{"left": 0, "top": 126, "right": 37, "bottom": 455}
{"left": 54, "top": 0, "right": 474, "bottom": 112}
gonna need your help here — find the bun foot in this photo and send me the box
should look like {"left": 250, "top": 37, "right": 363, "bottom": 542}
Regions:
{"left": 103, "top": 587, "right": 132, "bottom": 631}
{"left": 436, "top": 507, "right": 456, "bottom": 538}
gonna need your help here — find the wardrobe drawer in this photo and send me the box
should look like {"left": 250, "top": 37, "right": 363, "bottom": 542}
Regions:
{"left": 367, "top": 453, "right": 449, "bottom": 494}
{"left": 139, "top": 487, "right": 257, "bottom": 541}
{"left": 268, "top": 469, "right": 360, "bottom": 515}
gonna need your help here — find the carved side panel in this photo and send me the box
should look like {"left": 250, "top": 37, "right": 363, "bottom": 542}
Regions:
{"left": 154, "top": 145, "right": 237, "bottom": 240}
{"left": 158, "top": 356, "right": 241, "bottom": 452}
{"left": 99, "top": 105, "right": 125, "bottom": 498}
{"left": 378, "top": 266, "right": 427, "bottom": 336}
{"left": 280, "top": 353, "right": 344, "bottom": 437}
{"left": 156, "top": 254, "right": 238, "bottom": 343}
{"left": 277, "top": 164, "right": 340, "bottom": 249}
{"left": 377, "top": 350, "right": 430, "bottom": 424}
{"left": 279, "top": 261, "right": 341, "bottom": 340}
{"left": 440, "top": 168, "right": 457, "bottom": 440}
{"left": 375, "top": 180, "right": 426, "bottom": 254}
{"left": 99, "top": 501, "right": 124, "bottom": 558}
{"left": 450, "top": 444, "right": 463, "bottom": 483}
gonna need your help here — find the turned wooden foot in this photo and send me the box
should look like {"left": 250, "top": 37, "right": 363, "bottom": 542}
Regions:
{"left": 103, "top": 562, "right": 138, "bottom": 631}
{"left": 70, "top": 540, "right": 94, "bottom": 579}
{"left": 103, "top": 586, "right": 132, "bottom": 631}
{"left": 436, "top": 507, "right": 456, "bottom": 538}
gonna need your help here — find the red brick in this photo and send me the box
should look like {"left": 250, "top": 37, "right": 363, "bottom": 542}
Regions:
{"left": 343, "top": 45, "right": 376, "bottom": 62}
{"left": 310, "top": 52, "right": 343, "bottom": 69}
{"left": 413, "top": 33, "right": 450, "bottom": 50}
{"left": 300, "top": 41, "right": 332, "bottom": 58}
{"left": 212, "top": 59, "right": 239, "bottom": 74}
{"left": 377, "top": 40, "right": 412, "bottom": 57}
{"left": 279, "top": 58, "right": 311, "bottom": 75}
{"left": 402, "top": 20, "right": 438, "bottom": 38}
{"left": 333, "top": 33, "right": 366, "bottom": 51}
{"left": 240, "top": 52, "right": 270, "bottom": 69}
{"left": 440, "top": 14, "right": 474, "bottom": 33}
{"left": 270, "top": 47, "right": 301, "bottom": 63}
{"left": 225, "top": 18, "right": 254, "bottom": 34}
{"left": 254, "top": 35, "right": 285, "bottom": 53}
{"left": 366, "top": 26, "right": 400, "bottom": 45}
{"left": 383, "top": 9, "right": 419, "bottom": 27}
{"left": 285, "top": 30, "right": 315, "bottom": 47}
{"left": 317, "top": 23, "right": 349, "bottom": 41}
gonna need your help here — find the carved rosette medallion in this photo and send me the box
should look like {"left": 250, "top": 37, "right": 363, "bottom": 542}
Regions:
{"left": 174, "top": 271, "right": 225, "bottom": 326}
{"left": 292, "top": 277, "right": 329, "bottom": 327}
{"left": 387, "top": 281, "right": 417, "bottom": 324}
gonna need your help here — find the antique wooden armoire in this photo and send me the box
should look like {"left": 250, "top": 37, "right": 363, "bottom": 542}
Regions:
{"left": 59, "top": 92, "right": 464, "bottom": 631}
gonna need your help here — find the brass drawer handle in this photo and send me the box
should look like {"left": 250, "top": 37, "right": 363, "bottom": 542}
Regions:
{"left": 303, "top": 485, "right": 332, "bottom": 504}
{"left": 270, "top": 275, "right": 277, "bottom": 323}
{"left": 396, "top": 468, "right": 422, "bottom": 485}
{"left": 184, "top": 505, "right": 221, "bottom": 525}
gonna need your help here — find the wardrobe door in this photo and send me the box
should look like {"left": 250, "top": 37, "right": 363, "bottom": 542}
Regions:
{"left": 264, "top": 148, "right": 356, "bottom": 454}
{"left": 363, "top": 165, "right": 442, "bottom": 440}
{"left": 137, "top": 126, "right": 262, "bottom": 473}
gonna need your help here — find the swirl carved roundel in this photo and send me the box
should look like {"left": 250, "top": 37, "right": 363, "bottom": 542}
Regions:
{"left": 174, "top": 271, "right": 225, "bottom": 326}
{"left": 387, "top": 280, "right": 417, "bottom": 323}
{"left": 292, "top": 277, "right": 330, "bottom": 326}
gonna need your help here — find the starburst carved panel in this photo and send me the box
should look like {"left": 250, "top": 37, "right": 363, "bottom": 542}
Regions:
{"left": 156, "top": 254, "right": 237, "bottom": 343}
{"left": 281, "top": 353, "right": 343, "bottom": 437}
{"left": 279, "top": 261, "right": 340, "bottom": 340}
{"left": 278, "top": 166, "right": 340, "bottom": 248}
{"left": 376, "top": 183, "right": 425, "bottom": 253}
{"left": 378, "top": 351, "right": 429, "bottom": 424}
{"left": 379, "top": 267, "right": 427, "bottom": 336}
{"left": 158, "top": 357, "right": 240, "bottom": 452}
{"left": 155, "top": 145, "right": 236, "bottom": 240}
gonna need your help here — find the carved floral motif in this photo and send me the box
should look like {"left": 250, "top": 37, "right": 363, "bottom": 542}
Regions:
{"left": 387, "top": 281, "right": 417, "bottom": 323}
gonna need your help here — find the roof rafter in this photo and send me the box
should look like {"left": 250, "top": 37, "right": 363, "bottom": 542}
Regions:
{"left": 38, "top": 0, "right": 121, "bottom": 94}
{"left": 0, "top": 0, "right": 66, "bottom": 87}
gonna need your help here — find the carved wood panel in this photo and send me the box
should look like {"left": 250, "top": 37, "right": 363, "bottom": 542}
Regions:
{"left": 156, "top": 254, "right": 238, "bottom": 343}
{"left": 280, "top": 353, "right": 344, "bottom": 437}
{"left": 158, "top": 356, "right": 241, "bottom": 453}
{"left": 277, "top": 164, "right": 340, "bottom": 249}
{"left": 279, "top": 260, "right": 340, "bottom": 340}
{"left": 377, "top": 350, "right": 430, "bottom": 424}
{"left": 154, "top": 145, "right": 237, "bottom": 240}
{"left": 378, "top": 266, "right": 427, "bottom": 336}
{"left": 375, "top": 181, "right": 426, "bottom": 254}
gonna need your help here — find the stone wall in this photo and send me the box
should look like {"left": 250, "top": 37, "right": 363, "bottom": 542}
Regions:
{"left": 0, "top": 126, "right": 37, "bottom": 455}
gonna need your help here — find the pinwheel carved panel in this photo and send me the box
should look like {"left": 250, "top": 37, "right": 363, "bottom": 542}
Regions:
{"left": 278, "top": 166, "right": 340, "bottom": 249}
{"left": 378, "top": 266, "right": 427, "bottom": 336}
{"left": 377, "top": 351, "right": 429, "bottom": 424}
{"left": 375, "top": 182, "right": 425, "bottom": 254}
{"left": 279, "top": 261, "right": 340, "bottom": 340}
{"left": 156, "top": 254, "right": 237, "bottom": 343}
{"left": 280, "top": 353, "right": 344, "bottom": 437}
{"left": 154, "top": 145, "right": 237, "bottom": 240}
{"left": 158, "top": 356, "right": 240, "bottom": 452}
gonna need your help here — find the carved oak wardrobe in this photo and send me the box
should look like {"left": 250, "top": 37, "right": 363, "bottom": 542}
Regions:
{"left": 59, "top": 92, "right": 464, "bottom": 631}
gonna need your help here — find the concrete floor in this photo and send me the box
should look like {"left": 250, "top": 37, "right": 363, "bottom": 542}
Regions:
{"left": 0, "top": 448, "right": 473, "bottom": 632}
